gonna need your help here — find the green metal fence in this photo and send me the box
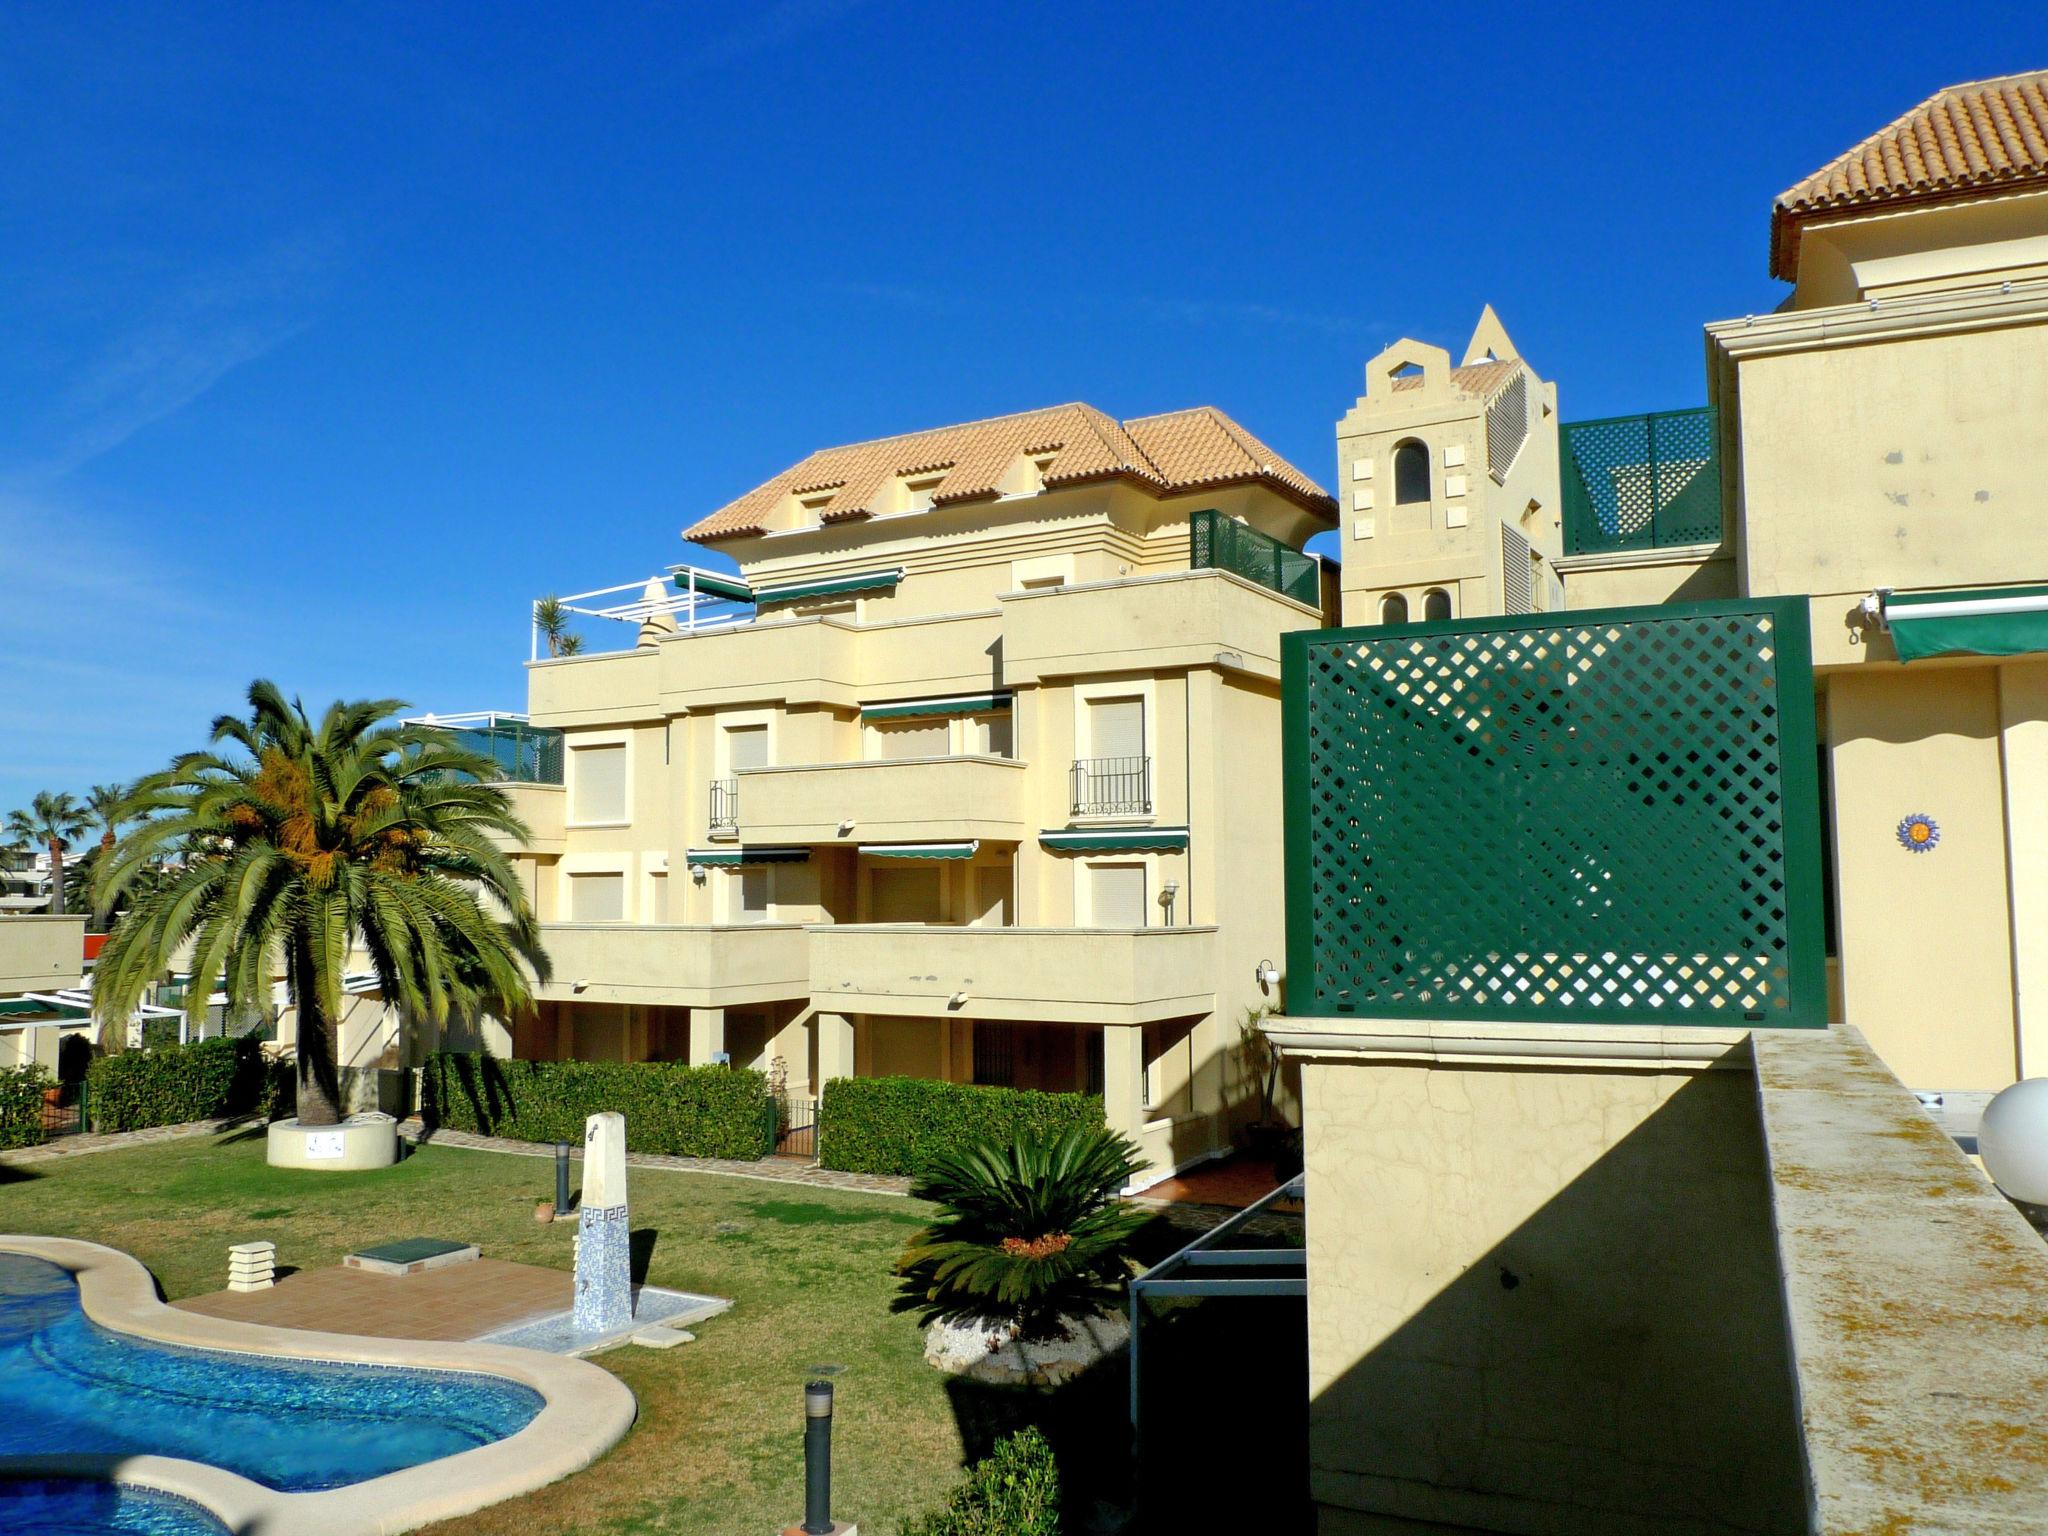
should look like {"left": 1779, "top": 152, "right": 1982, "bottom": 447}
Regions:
{"left": 1191, "top": 509, "right": 1320, "bottom": 608}
{"left": 1282, "top": 597, "right": 1826, "bottom": 1027}
{"left": 1560, "top": 408, "right": 1722, "bottom": 555}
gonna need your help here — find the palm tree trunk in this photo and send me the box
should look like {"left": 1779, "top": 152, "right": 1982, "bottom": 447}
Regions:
{"left": 46, "top": 841, "right": 65, "bottom": 917}
{"left": 290, "top": 934, "right": 345, "bottom": 1127}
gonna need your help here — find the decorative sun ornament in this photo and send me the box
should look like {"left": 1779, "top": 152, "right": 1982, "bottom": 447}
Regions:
{"left": 1897, "top": 814, "right": 1940, "bottom": 853}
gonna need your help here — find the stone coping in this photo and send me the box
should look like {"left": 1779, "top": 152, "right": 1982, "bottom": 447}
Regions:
{"left": 1753, "top": 1027, "right": 2048, "bottom": 1533}
{"left": 1264, "top": 1014, "right": 1756, "bottom": 1071}
{"left": 0, "top": 1236, "right": 637, "bottom": 1536}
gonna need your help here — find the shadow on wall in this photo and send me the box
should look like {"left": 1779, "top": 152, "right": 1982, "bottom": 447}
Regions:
{"left": 1308, "top": 1067, "right": 1808, "bottom": 1536}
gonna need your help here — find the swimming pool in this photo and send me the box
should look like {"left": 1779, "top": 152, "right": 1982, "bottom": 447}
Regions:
{"left": 0, "top": 1252, "right": 542, "bottom": 1492}
{"left": 0, "top": 1477, "right": 229, "bottom": 1535}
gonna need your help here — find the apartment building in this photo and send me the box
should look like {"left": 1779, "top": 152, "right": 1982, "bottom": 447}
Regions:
{"left": 487, "top": 402, "right": 1335, "bottom": 1180}
{"left": 1332, "top": 69, "right": 2048, "bottom": 1096}
{"left": 0, "top": 915, "right": 89, "bottom": 1073}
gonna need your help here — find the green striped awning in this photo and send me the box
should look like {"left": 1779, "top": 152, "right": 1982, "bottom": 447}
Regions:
{"left": 671, "top": 569, "right": 754, "bottom": 603}
{"left": 859, "top": 842, "right": 978, "bottom": 860}
{"left": 684, "top": 846, "right": 811, "bottom": 867}
{"left": 753, "top": 568, "right": 904, "bottom": 605}
{"left": 1039, "top": 827, "right": 1190, "bottom": 852}
{"left": 1882, "top": 585, "right": 2048, "bottom": 662}
{"left": 0, "top": 999, "right": 86, "bottom": 1021}
{"left": 860, "top": 693, "right": 1011, "bottom": 721}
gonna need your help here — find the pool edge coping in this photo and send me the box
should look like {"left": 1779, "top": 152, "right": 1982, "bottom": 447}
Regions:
{"left": 0, "top": 1235, "right": 639, "bottom": 1536}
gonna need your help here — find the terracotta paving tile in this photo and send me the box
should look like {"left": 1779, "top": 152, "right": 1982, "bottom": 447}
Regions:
{"left": 172, "top": 1258, "right": 571, "bottom": 1342}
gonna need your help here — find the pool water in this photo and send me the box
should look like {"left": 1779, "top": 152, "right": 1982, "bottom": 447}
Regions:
{"left": 0, "top": 1253, "right": 543, "bottom": 1492}
{"left": 0, "top": 1479, "right": 229, "bottom": 1535}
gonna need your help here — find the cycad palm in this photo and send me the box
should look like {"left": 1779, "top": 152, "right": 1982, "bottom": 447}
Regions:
{"left": 4, "top": 791, "right": 91, "bottom": 916}
{"left": 896, "top": 1125, "right": 1148, "bottom": 1339}
{"left": 92, "top": 681, "right": 550, "bottom": 1127}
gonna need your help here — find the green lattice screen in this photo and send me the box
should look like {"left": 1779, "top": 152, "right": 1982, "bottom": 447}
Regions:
{"left": 1560, "top": 408, "right": 1722, "bottom": 555}
{"left": 1191, "top": 509, "right": 1320, "bottom": 608}
{"left": 1282, "top": 598, "right": 1825, "bottom": 1027}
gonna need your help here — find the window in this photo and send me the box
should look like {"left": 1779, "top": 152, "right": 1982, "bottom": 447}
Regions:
{"left": 569, "top": 871, "right": 626, "bottom": 923}
{"left": 870, "top": 866, "right": 943, "bottom": 924}
{"left": 732, "top": 867, "right": 772, "bottom": 924}
{"left": 1423, "top": 587, "right": 1452, "bottom": 622}
{"left": 970, "top": 865, "right": 1012, "bottom": 927}
{"left": 648, "top": 871, "right": 668, "bottom": 923}
{"left": 873, "top": 719, "right": 949, "bottom": 760}
{"left": 1393, "top": 440, "right": 1430, "bottom": 505}
{"left": 1087, "top": 697, "right": 1144, "bottom": 761}
{"left": 903, "top": 474, "right": 944, "bottom": 511}
{"left": 1087, "top": 862, "right": 1146, "bottom": 929}
{"left": 725, "top": 724, "right": 768, "bottom": 773}
{"left": 1380, "top": 592, "right": 1410, "bottom": 625}
{"left": 570, "top": 744, "right": 627, "bottom": 823}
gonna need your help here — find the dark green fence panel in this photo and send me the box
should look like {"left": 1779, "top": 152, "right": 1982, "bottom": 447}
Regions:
{"left": 1191, "top": 509, "right": 1320, "bottom": 608}
{"left": 1283, "top": 597, "right": 1826, "bottom": 1027}
{"left": 1560, "top": 408, "right": 1722, "bottom": 555}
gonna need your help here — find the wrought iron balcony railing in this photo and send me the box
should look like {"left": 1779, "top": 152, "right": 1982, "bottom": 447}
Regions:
{"left": 708, "top": 777, "right": 738, "bottom": 836}
{"left": 1071, "top": 756, "right": 1152, "bottom": 818}
{"left": 1559, "top": 407, "right": 1723, "bottom": 556}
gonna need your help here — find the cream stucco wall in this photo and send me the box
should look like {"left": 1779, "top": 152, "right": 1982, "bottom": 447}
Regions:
{"left": 1294, "top": 1042, "right": 1802, "bottom": 1535}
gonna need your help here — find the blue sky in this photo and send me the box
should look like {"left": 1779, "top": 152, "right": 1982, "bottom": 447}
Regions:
{"left": 1, "top": 1, "right": 2039, "bottom": 818}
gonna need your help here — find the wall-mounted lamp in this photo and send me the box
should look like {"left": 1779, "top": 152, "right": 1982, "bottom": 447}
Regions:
{"left": 1159, "top": 880, "right": 1181, "bottom": 927}
{"left": 1255, "top": 959, "right": 1279, "bottom": 990}
{"left": 572, "top": 978, "right": 590, "bottom": 993}
{"left": 837, "top": 818, "right": 856, "bottom": 836}
{"left": 948, "top": 991, "right": 969, "bottom": 1009}
{"left": 690, "top": 865, "right": 708, "bottom": 885}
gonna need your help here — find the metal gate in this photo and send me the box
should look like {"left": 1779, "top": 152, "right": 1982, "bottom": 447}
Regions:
{"left": 773, "top": 1094, "right": 817, "bottom": 1158}
{"left": 1282, "top": 597, "right": 1826, "bottom": 1028}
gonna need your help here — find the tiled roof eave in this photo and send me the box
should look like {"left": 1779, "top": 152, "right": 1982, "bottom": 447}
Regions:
{"left": 1770, "top": 173, "right": 2048, "bottom": 279}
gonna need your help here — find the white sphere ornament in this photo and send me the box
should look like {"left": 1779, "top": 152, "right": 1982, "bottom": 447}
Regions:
{"left": 1978, "top": 1078, "right": 2048, "bottom": 1205}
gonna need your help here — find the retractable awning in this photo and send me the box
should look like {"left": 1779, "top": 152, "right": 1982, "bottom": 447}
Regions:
{"left": 753, "top": 568, "right": 905, "bottom": 605}
{"left": 858, "top": 842, "right": 978, "bottom": 860}
{"left": 670, "top": 569, "right": 754, "bottom": 603}
{"left": 0, "top": 998, "right": 85, "bottom": 1022}
{"left": 1039, "top": 827, "right": 1191, "bottom": 852}
{"left": 1873, "top": 585, "right": 2048, "bottom": 662}
{"left": 860, "top": 693, "right": 1011, "bottom": 721}
{"left": 685, "top": 846, "right": 811, "bottom": 867}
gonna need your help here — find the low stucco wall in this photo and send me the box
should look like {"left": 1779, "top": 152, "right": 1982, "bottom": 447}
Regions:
{"left": 1288, "top": 1026, "right": 1805, "bottom": 1535}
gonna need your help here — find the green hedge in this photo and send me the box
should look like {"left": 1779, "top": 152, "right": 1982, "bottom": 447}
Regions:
{"left": 901, "top": 1427, "right": 1060, "bottom": 1536}
{"left": 819, "top": 1076, "right": 1105, "bottom": 1178}
{"left": 420, "top": 1054, "right": 773, "bottom": 1161}
{"left": 86, "top": 1036, "right": 281, "bottom": 1133}
{"left": 0, "top": 1066, "right": 49, "bottom": 1150}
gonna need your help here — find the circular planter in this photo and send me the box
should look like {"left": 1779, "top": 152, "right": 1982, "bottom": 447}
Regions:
{"left": 265, "top": 1114, "right": 398, "bottom": 1171}
{"left": 923, "top": 1310, "right": 1130, "bottom": 1386}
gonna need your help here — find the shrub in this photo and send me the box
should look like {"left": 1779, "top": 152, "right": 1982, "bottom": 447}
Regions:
{"left": 0, "top": 1065, "right": 50, "bottom": 1150}
{"left": 896, "top": 1125, "right": 1147, "bottom": 1338}
{"left": 420, "top": 1053, "right": 772, "bottom": 1161}
{"left": 819, "top": 1077, "right": 1105, "bottom": 1178}
{"left": 901, "top": 1427, "right": 1060, "bottom": 1536}
{"left": 86, "top": 1036, "right": 278, "bottom": 1132}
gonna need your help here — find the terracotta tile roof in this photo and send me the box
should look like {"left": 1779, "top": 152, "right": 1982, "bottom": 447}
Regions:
{"left": 1389, "top": 358, "right": 1524, "bottom": 400}
{"left": 1771, "top": 69, "right": 2048, "bottom": 279}
{"left": 684, "top": 402, "right": 1334, "bottom": 542}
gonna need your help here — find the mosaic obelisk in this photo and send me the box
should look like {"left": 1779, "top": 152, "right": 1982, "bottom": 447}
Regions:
{"left": 572, "top": 1111, "right": 632, "bottom": 1333}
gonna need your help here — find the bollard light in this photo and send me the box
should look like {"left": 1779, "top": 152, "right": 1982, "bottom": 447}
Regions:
{"left": 802, "top": 1379, "right": 834, "bottom": 1535}
{"left": 554, "top": 1140, "right": 572, "bottom": 1216}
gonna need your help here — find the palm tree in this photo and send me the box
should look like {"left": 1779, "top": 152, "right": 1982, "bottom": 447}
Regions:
{"left": 4, "top": 791, "right": 91, "bottom": 916}
{"left": 533, "top": 596, "right": 583, "bottom": 658}
{"left": 92, "top": 681, "right": 550, "bottom": 1128}
{"left": 87, "top": 782, "right": 129, "bottom": 850}
{"left": 895, "top": 1125, "right": 1149, "bottom": 1340}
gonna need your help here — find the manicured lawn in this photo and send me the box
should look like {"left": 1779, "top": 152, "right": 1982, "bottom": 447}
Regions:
{"left": 0, "top": 1133, "right": 999, "bottom": 1534}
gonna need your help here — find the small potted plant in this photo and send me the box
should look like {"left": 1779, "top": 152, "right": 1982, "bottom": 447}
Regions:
{"left": 1235, "top": 1006, "right": 1299, "bottom": 1168}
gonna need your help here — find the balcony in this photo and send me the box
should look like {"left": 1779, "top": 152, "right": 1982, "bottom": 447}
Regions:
{"left": 807, "top": 924, "right": 1218, "bottom": 1025}
{"left": 1560, "top": 408, "right": 1723, "bottom": 556}
{"left": 1190, "top": 508, "right": 1321, "bottom": 607}
{"left": 501, "top": 782, "right": 566, "bottom": 855}
{"left": 0, "top": 915, "right": 86, "bottom": 994}
{"left": 1071, "top": 757, "right": 1151, "bottom": 818}
{"left": 708, "top": 777, "right": 739, "bottom": 839}
{"left": 534, "top": 923, "right": 807, "bottom": 1008}
{"left": 738, "top": 756, "right": 1029, "bottom": 845}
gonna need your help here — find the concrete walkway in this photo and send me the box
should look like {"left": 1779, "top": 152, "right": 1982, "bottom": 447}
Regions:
{"left": 0, "top": 1116, "right": 248, "bottom": 1166}
{"left": 397, "top": 1120, "right": 914, "bottom": 1197}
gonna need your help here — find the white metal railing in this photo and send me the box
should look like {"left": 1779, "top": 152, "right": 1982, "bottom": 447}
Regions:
{"left": 532, "top": 565, "right": 756, "bottom": 659}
